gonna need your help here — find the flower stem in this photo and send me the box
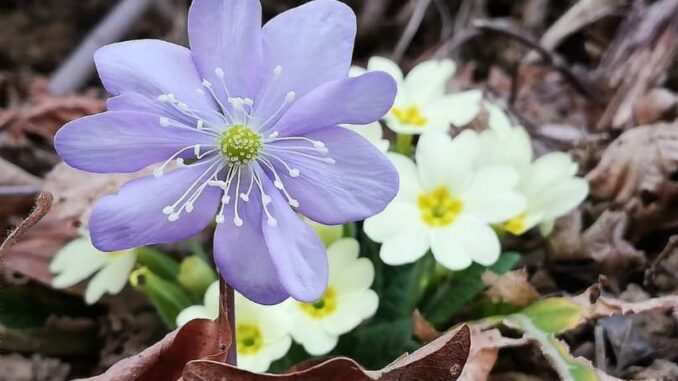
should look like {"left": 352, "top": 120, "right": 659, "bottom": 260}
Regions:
{"left": 220, "top": 278, "right": 237, "bottom": 365}
{"left": 395, "top": 133, "right": 414, "bottom": 156}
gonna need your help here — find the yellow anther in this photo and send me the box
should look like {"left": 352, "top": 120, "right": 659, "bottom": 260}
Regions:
{"left": 236, "top": 324, "right": 264, "bottom": 354}
{"left": 391, "top": 106, "right": 428, "bottom": 126}
{"left": 418, "top": 187, "right": 463, "bottom": 227}
{"left": 298, "top": 287, "right": 338, "bottom": 319}
{"left": 504, "top": 214, "right": 527, "bottom": 235}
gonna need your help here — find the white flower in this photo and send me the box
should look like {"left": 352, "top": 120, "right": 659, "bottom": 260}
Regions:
{"left": 351, "top": 57, "right": 482, "bottom": 135}
{"left": 176, "top": 282, "right": 292, "bottom": 373}
{"left": 285, "top": 238, "right": 378, "bottom": 355}
{"left": 478, "top": 105, "right": 589, "bottom": 235}
{"left": 175, "top": 280, "right": 220, "bottom": 326}
{"left": 364, "top": 131, "right": 527, "bottom": 270}
{"left": 50, "top": 235, "right": 136, "bottom": 304}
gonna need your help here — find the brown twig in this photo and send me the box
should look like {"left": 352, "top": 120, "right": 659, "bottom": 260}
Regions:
{"left": 392, "top": 0, "right": 433, "bottom": 63}
{"left": 472, "top": 18, "right": 604, "bottom": 104}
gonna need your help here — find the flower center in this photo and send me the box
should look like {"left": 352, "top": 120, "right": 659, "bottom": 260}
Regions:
{"left": 418, "top": 187, "right": 463, "bottom": 227}
{"left": 504, "top": 213, "right": 527, "bottom": 235}
{"left": 299, "top": 287, "right": 337, "bottom": 319}
{"left": 236, "top": 323, "right": 264, "bottom": 355}
{"left": 392, "top": 106, "right": 427, "bottom": 126}
{"left": 219, "top": 125, "right": 262, "bottom": 165}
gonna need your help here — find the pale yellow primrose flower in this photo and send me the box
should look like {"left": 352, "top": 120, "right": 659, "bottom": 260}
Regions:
{"left": 350, "top": 57, "right": 482, "bottom": 135}
{"left": 176, "top": 282, "right": 291, "bottom": 373}
{"left": 50, "top": 234, "right": 136, "bottom": 304}
{"left": 478, "top": 104, "right": 589, "bottom": 235}
{"left": 364, "top": 131, "right": 527, "bottom": 270}
{"left": 285, "top": 238, "right": 378, "bottom": 355}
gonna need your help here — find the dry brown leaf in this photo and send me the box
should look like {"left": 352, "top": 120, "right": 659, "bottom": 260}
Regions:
{"left": 482, "top": 268, "right": 540, "bottom": 306}
{"left": 78, "top": 317, "right": 230, "bottom": 381}
{"left": 548, "top": 210, "right": 645, "bottom": 275}
{"left": 0, "top": 77, "right": 104, "bottom": 144}
{"left": 183, "top": 325, "right": 471, "bottom": 381}
{"left": 43, "top": 162, "right": 151, "bottom": 227}
{"left": 587, "top": 122, "right": 678, "bottom": 235}
{"left": 2, "top": 210, "right": 78, "bottom": 285}
{"left": 588, "top": 123, "right": 678, "bottom": 203}
{"left": 581, "top": 211, "right": 646, "bottom": 275}
{"left": 578, "top": 287, "right": 678, "bottom": 320}
{"left": 633, "top": 88, "right": 678, "bottom": 125}
{"left": 457, "top": 327, "right": 529, "bottom": 381}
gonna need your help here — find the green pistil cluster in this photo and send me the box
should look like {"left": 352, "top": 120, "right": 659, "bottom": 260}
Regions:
{"left": 219, "top": 125, "right": 262, "bottom": 165}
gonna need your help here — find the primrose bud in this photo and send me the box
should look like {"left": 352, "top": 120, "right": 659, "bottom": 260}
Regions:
{"left": 178, "top": 256, "right": 217, "bottom": 296}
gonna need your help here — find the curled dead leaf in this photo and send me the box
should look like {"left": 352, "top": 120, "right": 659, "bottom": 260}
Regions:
{"left": 482, "top": 268, "right": 540, "bottom": 306}
{"left": 588, "top": 123, "right": 678, "bottom": 204}
{"left": 547, "top": 210, "right": 646, "bottom": 276}
{"left": 633, "top": 88, "right": 678, "bottom": 125}
{"left": 77, "top": 318, "right": 230, "bottom": 381}
{"left": 457, "top": 327, "right": 529, "bottom": 381}
{"left": 587, "top": 122, "right": 678, "bottom": 235}
{"left": 0, "top": 76, "right": 104, "bottom": 145}
{"left": 183, "top": 325, "right": 471, "bottom": 381}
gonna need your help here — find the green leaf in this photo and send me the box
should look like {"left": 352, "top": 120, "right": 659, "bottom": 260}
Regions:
{"left": 135, "top": 247, "right": 181, "bottom": 281}
{"left": 506, "top": 313, "right": 602, "bottom": 381}
{"left": 333, "top": 318, "right": 418, "bottom": 369}
{"left": 422, "top": 252, "right": 521, "bottom": 328}
{"left": 517, "top": 298, "right": 585, "bottom": 334}
{"left": 130, "top": 267, "right": 193, "bottom": 328}
{"left": 0, "top": 289, "right": 48, "bottom": 329}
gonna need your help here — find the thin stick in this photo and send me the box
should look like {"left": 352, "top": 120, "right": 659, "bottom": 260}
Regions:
{"left": 392, "top": 0, "right": 433, "bottom": 63}
{"left": 47, "top": 0, "right": 155, "bottom": 95}
{"left": 0, "top": 185, "right": 42, "bottom": 197}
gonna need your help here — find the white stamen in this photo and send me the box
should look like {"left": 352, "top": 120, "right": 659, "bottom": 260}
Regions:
{"left": 289, "top": 168, "right": 300, "bottom": 177}
{"left": 162, "top": 206, "right": 174, "bottom": 215}
{"left": 196, "top": 88, "right": 206, "bottom": 96}
{"left": 154, "top": 168, "right": 164, "bottom": 178}
{"left": 244, "top": 98, "right": 254, "bottom": 107}
{"left": 214, "top": 68, "right": 225, "bottom": 78}
{"left": 168, "top": 213, "right": 180, "bottom": 222}
{"left": 159, "top": 117, "right": 171, "bottom": 127}
{"left": 215, "top": 215, "right": 225, "bottom": 224}
{"left": 185, "top": 202, "right": 194, "bottom": 213}
{"left": 202, "top": 79, "right": 213, "bottom": 88}
{"left": 234, "top": 216, "right": 243, "bottom": 227}
{"left": 289, "top": 199, "right": 300, "bottom": 208}
{"left": 285, "top": 91, "right": 296, "bottom": 103}
{"left": 268, "top": 131, "right": 279, "bottom": 139}
{"left": 240, "top": 193, "right": 250, "bottom": 202}
{"left": 273, "top": 65, "right": 283, "bottom": 77}
{"left": 268, "top": 217, "right": 278, "bottom": 227}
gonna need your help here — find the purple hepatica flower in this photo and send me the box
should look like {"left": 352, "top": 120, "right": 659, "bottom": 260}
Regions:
{"left": 54, "top": 0, "right": 398, "bottom": 305}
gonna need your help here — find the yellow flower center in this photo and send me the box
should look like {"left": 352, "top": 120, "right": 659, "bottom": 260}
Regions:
{"left": 504, "top": 213, "right": 527, "bottom": 235}
{"left": 299, "top": 287, "right": 337, "bottom": 319}
{"left": 219, "top": 124, "right": 262, "bottom": 165}
{"left": 418, "top": 187, "right": 464, "bottom": 227}
{"left": 391, "top": 106, "right": 427, "bottom": 126}
{"left": 236, "top": 323, "right": 264, "bottom": 355}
